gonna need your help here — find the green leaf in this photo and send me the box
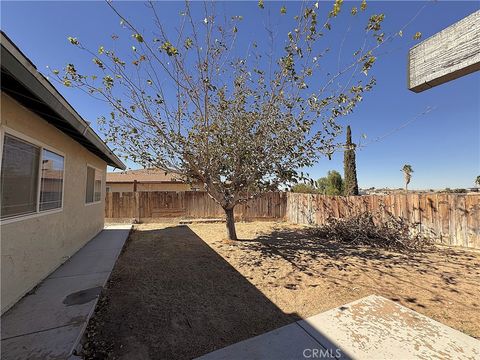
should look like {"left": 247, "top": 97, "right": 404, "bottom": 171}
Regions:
{"left": 280, "top": 6, "right": 286, "bottom": 14}
{"left": 161, "top": 41, "right": 179, "bottom": 56}
{"left": 413, "top": 32, "right": 422, "bottom": 40}
{"left": 360, "top": 0, "right": 367, "bottom": 11}
{"left": 93, "top": 58, "right": 105, "bottom": 69}
{"left": 132, "top": 33, "right": 144, "bottom": 43}
{"left": 98, "top": 46, "right": 104, "bottom": 55}
{"left": 52, "top": 69, "right": 59, "bottom": 75}
{"left": 67, "top": 37, "right": 79, "bottom": 45}
{"left": 184, "top": 38, "right": 193, "bottom": 49}
{"left": 331, "top": 0, "right": 343, "bottom": 17}
{"left": 366, "top": 14, "right": 385, "bottom": 32}
{"left": 113, "top": 57, "right": 126, "bottom": 66}
{"left": 258, "top": 0, "right": 264, "bottom": 9}
{"left": 103, "top": 75, "right": 114, "bottom": 89}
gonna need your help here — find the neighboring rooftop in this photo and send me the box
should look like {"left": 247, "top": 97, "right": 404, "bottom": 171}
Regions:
{"left": 0, "top": 31, "right": 125, "bottom": 169}
{"left": 107, "top": 168, "right": 185, "bottom": 183}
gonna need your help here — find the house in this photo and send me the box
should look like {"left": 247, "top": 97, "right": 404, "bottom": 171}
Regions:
{"left": 106, "top": 168, "right": 203, "bottom": 192}
{"left": 0, "top": 32, "right": 125, "bottom": 313}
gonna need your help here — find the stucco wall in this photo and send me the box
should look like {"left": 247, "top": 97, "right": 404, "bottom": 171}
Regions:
{"left": 0, "top": 93, "right": 107, "bottom": 314}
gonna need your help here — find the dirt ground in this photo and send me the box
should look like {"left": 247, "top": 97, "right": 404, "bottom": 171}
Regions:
{"left": 82, "top": 221, "right": 480, "bottom": 359}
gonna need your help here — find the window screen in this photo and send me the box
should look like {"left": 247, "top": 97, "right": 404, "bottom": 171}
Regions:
{"left": 39, "top": 149, "right": 64, "bottom": 211}
{"left": 86, "top": 166, "right": 96, "bottom": 203}
{"left": 94, "top": 170, "right": 102, "bottom": 202}
{"left": 1, "top": 134, "right": 40, "bottom": 218}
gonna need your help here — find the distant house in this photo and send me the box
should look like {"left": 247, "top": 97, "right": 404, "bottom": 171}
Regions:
{"left": 0, "top": 32, "right": 125, "bottom": 313}
{"left": 106, "top": 168, "right": 203, "bottom": 192}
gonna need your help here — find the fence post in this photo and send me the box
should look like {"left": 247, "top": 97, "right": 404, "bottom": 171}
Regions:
{"left": 134, "top": 180, "right": 139, "bottom": 223}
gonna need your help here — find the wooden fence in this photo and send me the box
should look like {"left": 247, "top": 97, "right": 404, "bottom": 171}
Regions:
{"left": 105, "top": 191, "right": 287, "bottom": 221}
{"left": 105, "top": 191, "right": 480, "bottom": 249}
{"left": 286, "top": 193, "right": 480, "bottom": 249}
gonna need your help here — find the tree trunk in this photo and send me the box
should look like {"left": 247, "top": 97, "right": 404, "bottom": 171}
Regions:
{"left": 224, "top": 207, "right": 238, "bottom": 240}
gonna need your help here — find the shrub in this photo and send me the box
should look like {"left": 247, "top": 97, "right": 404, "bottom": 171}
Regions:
{"left": 313, "top": 211, "right": 433, "bottom": 252}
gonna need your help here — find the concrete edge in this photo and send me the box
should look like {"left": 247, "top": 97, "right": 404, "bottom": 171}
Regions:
{"left": 68, "top": 225, "right": 133, "bottom": 357}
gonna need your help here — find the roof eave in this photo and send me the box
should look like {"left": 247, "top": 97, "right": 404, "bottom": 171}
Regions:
{"left": 0, "top": 31, "right": 125, "bottom": 170}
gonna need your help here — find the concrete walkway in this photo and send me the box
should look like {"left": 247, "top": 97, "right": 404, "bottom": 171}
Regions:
{"left": 197, "top": 295, "right": 480, "bottom": 360}
{"left": 1, "top": 225, "right": 131, "bottom": 360}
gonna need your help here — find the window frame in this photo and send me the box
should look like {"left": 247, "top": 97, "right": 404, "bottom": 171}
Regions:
{"left": 85, "top": 163, "right": 103, "bottom": 206}
{"left": 39, "top": 148, "right": 66, "bottom": 212}
{"left": 0, "top": 127, "right": 66, "bottom": 224}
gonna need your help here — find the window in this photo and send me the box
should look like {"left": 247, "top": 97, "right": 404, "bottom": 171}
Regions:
{"left": 1, "top": 135, "right": 40, "bottom": 218}
{"left": 1, "top": 133, "right": 64, "bottom": 219}
{"left": 86, "top": 166, "right": 102, "bottom": 203}
{"left": 95, "top": 170, "right": 102, "bottom": 202}
{"left": 39, "top": 149, "right": 65, "bottom": 211}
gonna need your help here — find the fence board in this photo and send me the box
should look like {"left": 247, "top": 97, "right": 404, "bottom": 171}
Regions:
{"left": 105, "top": 191, "right": 287, "bottom": 222}
{"left": 105, "top": 191, "right": 480, "bottom": 249}
{"left": 286, "top": 193, "right": 480, "bottom": 249}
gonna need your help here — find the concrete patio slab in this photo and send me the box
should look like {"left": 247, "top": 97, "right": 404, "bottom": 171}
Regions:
{"left": 1, "top": 225, "right": 131, "bottom": 360}
{"left": 298, "top": 295, "right": 480, "bottom": 360}
{"left": 198, "top": 295, "right": 480, "bottom": 360}
{"left": 196, "top": 323, "right": 326, "bottom": 360}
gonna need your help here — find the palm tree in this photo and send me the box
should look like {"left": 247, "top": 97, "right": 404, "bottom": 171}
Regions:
{"left": 401, "top": 164, "right": 413, "bottom": 192}
{"left": 475, "top": 175, "right": 480, "bottom": 188}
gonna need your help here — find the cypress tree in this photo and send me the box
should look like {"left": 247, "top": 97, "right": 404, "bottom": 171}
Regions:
{"left": 343, "top": 126, "right": 359, "bottom": 195}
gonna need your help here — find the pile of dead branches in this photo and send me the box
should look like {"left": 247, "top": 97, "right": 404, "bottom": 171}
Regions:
{"left": 313, "top": 211, "right": 434, "bottom": 252}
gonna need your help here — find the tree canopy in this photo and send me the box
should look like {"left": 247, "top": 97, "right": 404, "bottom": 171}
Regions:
{"left": 54, "top": 0, "right": 402, "bottom": 239}
{"left": 292, "top": 170, "right": 344, "bottom": 195}
{"left": 291, "top": 183, "right": 318, "bottom": 194}
{"left": 318, "top": 170, "right": 344, "bottom": 195}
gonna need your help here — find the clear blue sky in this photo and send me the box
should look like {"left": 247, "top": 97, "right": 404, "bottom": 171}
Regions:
{"left": 2, "top": 1, "right": 479, "bottom": 189}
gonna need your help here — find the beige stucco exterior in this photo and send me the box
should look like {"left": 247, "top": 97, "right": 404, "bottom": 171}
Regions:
{"left": 0, "top": 93, "right": 107, "bottom": 314}
{"left": 107, "top": 182, "right": 196, "bottom": 192}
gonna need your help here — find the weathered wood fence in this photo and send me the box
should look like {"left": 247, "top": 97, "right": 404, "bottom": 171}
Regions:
{"left": 105, "top": 191, "right": 480, "bottom": 249}
{"left": 287, "top": 193, "right": 480, "bottom": 249}
{"left": 105, "top": 191, "right": 287, "bottom": 221}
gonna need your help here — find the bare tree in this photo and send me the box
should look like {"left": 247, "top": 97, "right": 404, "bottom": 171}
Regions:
{"left": 54, "top": 0, "right": 404, "bottom": 239}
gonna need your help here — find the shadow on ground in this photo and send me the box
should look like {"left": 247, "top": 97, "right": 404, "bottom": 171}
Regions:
{"left": 82, "top": 224, "right": 480, "bottom": 359}
{"left": 228, "top": 227, "right": 480, "bottom": 325}
{"left": 245, "top": 228, "right": 480, "bottom": 288}
{"left": 82, "top": 225, "right": 301, "bottom": 359}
